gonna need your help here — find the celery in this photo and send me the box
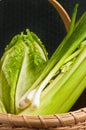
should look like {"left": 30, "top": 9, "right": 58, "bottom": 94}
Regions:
{"left": 58, "top": 76, "right": 86, "bottom": 113}
{"left": 20, "top": 45, "right": 86, "bottom": 115}
{"left": 19, "top": 5, "right": 86, "bottom": 113}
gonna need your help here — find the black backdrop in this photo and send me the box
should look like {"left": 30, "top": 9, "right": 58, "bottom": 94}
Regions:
{"left": 0, "top": 0, "right": 86, "bottom": 110}
{"left": 0, "top": 0, "right": 86, "bottom": 57}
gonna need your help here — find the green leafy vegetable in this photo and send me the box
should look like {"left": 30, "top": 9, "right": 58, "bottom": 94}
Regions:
{"left": 0, "top": 30, "right": 48, "bottom": 114}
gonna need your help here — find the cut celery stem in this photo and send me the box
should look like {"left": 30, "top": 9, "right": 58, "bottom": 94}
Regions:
{"left": 19, "top": 46, "right": 86, "bottom": 115}
{"left": 18, "top": 8, "right": 86, "bottom": 111}
{"left": 57, "top": 76, "right": 86, "bottom": 113}
{"left": 20, "top": 12, "right": 86, "bottom": 105}
{"left": 25, "top": 40, "right": 86, "bottom": 106}
{"left": 18, "top": 44, "right": 86, "bottom": 109}
{"left": 29, "top": 46, "right": 86, "bottom": 108}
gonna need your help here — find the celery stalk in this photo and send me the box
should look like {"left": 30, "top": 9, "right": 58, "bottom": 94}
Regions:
{"left": 58, "top": 76, "right": 86, "bottom": 113}
{"left": 19, "top": 44, "right": 86, "bottom": 115}
{"left": 19, "top": 9, "right": 86, "bottom": 109}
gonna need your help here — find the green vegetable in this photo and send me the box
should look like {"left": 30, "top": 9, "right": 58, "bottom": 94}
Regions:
{"left": 0, "top": 4, "right": 86, "bottom": 115}
{"left": 0, "top": 29, "right": 48, "bottom": 114}
{"left": 19, "top": 42, "right": 86, "bottom": 115}
{"left": 18, "top": 5, "right": 86, "bottom": 115}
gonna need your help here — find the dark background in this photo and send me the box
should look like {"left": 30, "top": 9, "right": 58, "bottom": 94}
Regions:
{"left": 0, "top": 0, "right": 86, "bottom": 111}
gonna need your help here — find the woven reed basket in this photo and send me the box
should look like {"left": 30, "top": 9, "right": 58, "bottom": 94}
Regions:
{"left": 0, "top": 0, "right": 86, "bottom": 130}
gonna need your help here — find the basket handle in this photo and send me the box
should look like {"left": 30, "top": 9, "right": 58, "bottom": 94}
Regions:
{"left": 48, "top": 0, "right": 71, "bottom": 32}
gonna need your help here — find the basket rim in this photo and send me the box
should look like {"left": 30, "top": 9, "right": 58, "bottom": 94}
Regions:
{"left": 0, "top": 107, "right": 86, "bottom": 129}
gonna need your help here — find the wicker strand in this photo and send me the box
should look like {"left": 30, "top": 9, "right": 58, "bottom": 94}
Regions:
{"left": 22, "top": 115, "right": 32, "bottom": 128}
{"left": 38, "top": 115, "right": 48, "bottom": 129}
{"left": 54, "top": 114, "right": 65, "bottom": 127}
{"left": 69, "top": 112, "right": 79, "bottom": 124}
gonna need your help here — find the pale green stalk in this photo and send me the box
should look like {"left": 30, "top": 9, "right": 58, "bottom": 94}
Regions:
{"left": 57, "top": 76, "right": 86, "bottom": 113}
{"left": 31, "top": 46, "right": 86, "bottom": 108}
{"left": 31, "top": 44, "right": 85, "bottom": 108}
{"left": 19, "top": 20, "right": 86, "bottom": 108}
{"left": 19, "top": 44, "right": 86, "bottom": 115}
{"left": 18, "top": 5, "right": 84, "bottom": 109}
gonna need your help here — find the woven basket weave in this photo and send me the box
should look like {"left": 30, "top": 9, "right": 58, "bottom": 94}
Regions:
{"left": 0, "top": 108, "right": 86, "bottom": 130}
{"left": 0, "top": 0, "right": 86, "bottom": 130}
